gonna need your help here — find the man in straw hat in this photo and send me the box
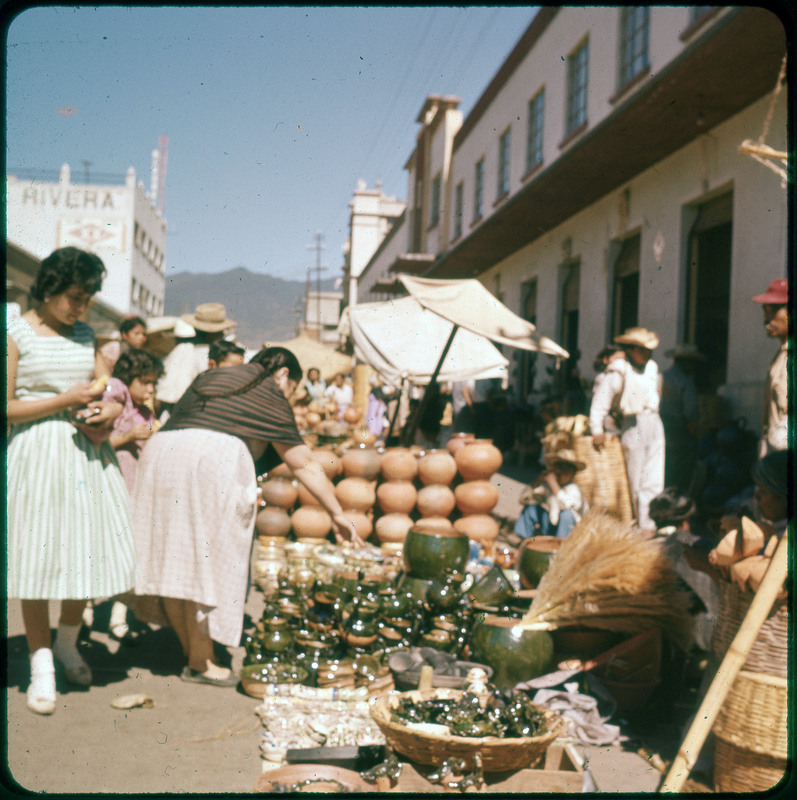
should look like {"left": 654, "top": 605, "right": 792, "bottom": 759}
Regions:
{"left": 661, "top": 343, "right": 705, "bottom": 491}
{"left": 515, "top": 448, "right": 587, "bottom": 539}
{"left": 751, "top": 278, "right": 789, "bottom": 458}
{"left": 589, "top": 326, "right": 664, "bottom": 531}
{"left": 157, "top": 302, "right": 236, "bottom": 417}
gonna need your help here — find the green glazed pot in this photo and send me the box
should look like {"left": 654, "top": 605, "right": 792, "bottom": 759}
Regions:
{"left": 516, "top": 536, "right": 563, "bottom": 589}
{"left": 469, "top": 613, "right": 554, "bottom": 688}
{"left": 403, "top": 525, "right": 470, "bottom": 580}
{"left": 396, "top": 573, "right": 433, "bottom": 604}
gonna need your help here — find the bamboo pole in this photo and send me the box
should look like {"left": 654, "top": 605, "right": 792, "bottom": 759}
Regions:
{"left": 659, "top": 533, "right": 789, "bottom": 793}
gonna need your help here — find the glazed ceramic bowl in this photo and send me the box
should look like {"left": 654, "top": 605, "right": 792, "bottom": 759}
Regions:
{"left": 516, "top": 537, "right": 563, "bottom": 589}
{"left": 403, "top": 525, "right": 470, "bottom": 580}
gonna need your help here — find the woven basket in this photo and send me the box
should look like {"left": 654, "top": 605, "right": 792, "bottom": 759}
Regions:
{"left": 571, "top": 435, "right": 633, "bottom": 524}
{"left": 369, "top": 688, "right": 564, "bottom": 772}
{"left": 713, "top": 670, "right": 788, "bottom": 758}
{"left": 713, "top": 737, "right": 787, "bottom": 793}
{"left": 711, "top": 581, "right": 788, "bottom": 677}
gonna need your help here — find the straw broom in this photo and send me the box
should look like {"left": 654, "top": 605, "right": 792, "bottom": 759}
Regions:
{"left": 518, "top": 510, "right": 694, "bottom": 649}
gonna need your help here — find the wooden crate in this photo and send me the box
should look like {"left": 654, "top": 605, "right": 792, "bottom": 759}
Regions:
{"left": 390, "top": 742, "right": 584, "bottom": 793}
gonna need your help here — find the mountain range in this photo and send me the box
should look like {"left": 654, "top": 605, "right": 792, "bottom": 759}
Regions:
{"left": 163, "top": 266, "right": 340, "bottom": 348}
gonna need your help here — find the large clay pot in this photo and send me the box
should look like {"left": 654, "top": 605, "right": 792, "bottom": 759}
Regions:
{"left": 446, "top": 432, "right": 476, "bottom": 455}
{"left": 268, "top": 462, "right": 293, "bottom": 479}
{"left": 290, "top": 506, "right": 332, "bottom": 540}
{"left": 403, "top": 525, "right": 470, "bottom": 580}
{"left": 376, "top": 480, "right": 417, "bottom": 514}
{"left": 335, "top": 477, "right": 376, "bottom": 512}
{"left": 344, "top": 510, "right": 373, "bottom": 541}
{"left": 313, "top": 448, "right": 342, "bottom": 480}
{"left": 255, "top": 506, "right": 292, "bottom": 539}
{"left": 453, "top": 514, "right": 500, "bottom": 545}
{"left": 454, "top": 479, "right": 499, "bottom": 514}
{"left": 454, "top": 439, "right": 503, "bottom": 480}
{"left": 416, "top": 484, "right": 456, "bottom": 518}
{"left": 374, "top": 513, "right": 414, "bottom": 545}
{"left": 259, "top": 477, "right": 299, "bottom": 510}
{"left": 380, "top": 447, "right": 418, "bottom": 481}
{"left": 417, "top": 449, "right": 458, "bottom": 486}
{"left": 343, "top": 404, "right": 363, "bottom": 425}
{"left": 341, "top": 444, "right": 381, "bottom": 480}
{"left": 296, "top": 481, "right": 322, "bottom": 506}
{"left": 516, "top": 536, "right": 563, "bottom": 589}
{"left": 412, "top": 516, "right": 454, "bottom": 534}
{"left": 469, "top": 613, "right": 555, "bottom": 688}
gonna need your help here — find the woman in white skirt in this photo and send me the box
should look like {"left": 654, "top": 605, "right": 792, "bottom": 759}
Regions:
{"left": 132, "top": 347, "right": 359, "bottom": 686}
{"left": 7, "top": 247, "right": 137, "bottom": 715}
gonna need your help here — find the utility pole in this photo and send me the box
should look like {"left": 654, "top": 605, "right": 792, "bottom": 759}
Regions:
{"left": 81, "top": 160, "right": 92, "bottom": 183}
{"left": 306, "top": 230, "right": 327, "bottom": 341}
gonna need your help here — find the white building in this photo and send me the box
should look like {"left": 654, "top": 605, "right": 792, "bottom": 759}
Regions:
{"left": 6, "top": 162, "right": 167, "bottom": 320}
{"left": 354, "top": 6, "right": 788, "bottom": 433}
{"left": 304, "top": 289, "right": 344, "bottom": 346}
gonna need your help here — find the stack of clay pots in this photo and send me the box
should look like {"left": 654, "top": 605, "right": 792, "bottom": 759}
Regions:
{"left": 374, "top": 447, "right": 420, "bottom": 550}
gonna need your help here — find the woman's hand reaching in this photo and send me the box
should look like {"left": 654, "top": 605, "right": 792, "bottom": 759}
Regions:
{"left": 331, "top": 511, "right": 364, "bottom": 547}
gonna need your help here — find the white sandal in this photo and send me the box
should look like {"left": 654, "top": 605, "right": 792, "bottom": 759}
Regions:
{"left": 27, "top": 648, "right": 56, "bottom": 715}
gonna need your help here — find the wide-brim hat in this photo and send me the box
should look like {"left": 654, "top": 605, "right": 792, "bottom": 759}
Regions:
{"left": 614, "top": 327, "right": 660, "bottom": 351}
{"left": 146, "top": 316, "right": 196, "bottom": 337}
{"left": 181, "top": 302, "right": 236, "bottom": 332}
{"left": 544, "top": 448, "right": 586, "bottom": 472}
{"left": 751, "top": 278, "right": 788, "bottom": 305}
{"left": 664, "top": 343, "right": 706, "bottom": 361}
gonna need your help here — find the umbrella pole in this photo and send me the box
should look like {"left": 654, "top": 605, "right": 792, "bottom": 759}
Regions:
{"left": 658, "top": 533, "right": 790, "bottom": 793}
{"left": 400, "top": 325, "right": 459, "bottom": 446}
{"left": 385, "top": 378, "right": 407, "bottom": 443}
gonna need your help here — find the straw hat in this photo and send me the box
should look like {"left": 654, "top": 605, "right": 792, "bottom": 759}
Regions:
{"left": 146, "top": 316, "right": 196, "bottom": 337}
{"left": 751, "top": 278, "right": 788, "bottom": 305}
{"left": 614, "top": 326, "right": 660, "bottom": 351}
{"left": 664, "top": 343, "right": 706, "bottom": 361}
{"left": 544, "top": 449, "right": 586, "bottom": 472}
{"left": 181, "top": 302, "right": 236, "bottom": 332}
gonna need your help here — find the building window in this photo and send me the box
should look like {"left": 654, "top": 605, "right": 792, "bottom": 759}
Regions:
{"left": 130, "top": 278, "right": 137, "bottom": 305}
{"left": 429, "top": 172, "right": 441, "bottom": 228}
{"left": 526, "top": 89, "right": 545, "bottom": 172}
{"left": 566, "top": 39, "right": 589, "bottom": 134}
{"left": 474, "top": 159, "right": 484, "bottom": 221}
{"left": 612, "top": 233, "right": 640, "bottom": 337}
{"left": 453, "top": 181, "right": 464, "bottom": 240}
{"left": 619, "top": 7, "right": 650, "bottom": 88}
{"left": 497, "top": 128, "right": 511, "bottom": 197}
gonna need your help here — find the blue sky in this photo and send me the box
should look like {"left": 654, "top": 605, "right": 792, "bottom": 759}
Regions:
{"left": 6, "top": 5, "right": 538, "bottom": 282}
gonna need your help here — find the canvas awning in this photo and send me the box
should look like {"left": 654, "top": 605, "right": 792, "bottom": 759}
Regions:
{"left": 263, "top": 333, "right": 353, "bottom": 382}
{"left": 338, "top": 296, "right": 509, "bottom": 386}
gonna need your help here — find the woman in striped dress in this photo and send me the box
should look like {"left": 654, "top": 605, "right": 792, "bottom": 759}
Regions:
{"left": 6, "top": 247, "right": 137, "bottom": 715}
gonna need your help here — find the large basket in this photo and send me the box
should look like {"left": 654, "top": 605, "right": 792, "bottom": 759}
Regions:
{"left": 571, "top": 435, "right": 633, "bottom": 524}
{"left": 369, "top": 688, "right": 564, "bottom": 773}
{"left": 711, "top": 581, "right": 788, "bottom": 677}
{"left": 713, "top": 670, "right": 788, "bottom": 758}
{"left": 713, "top": 737, "right": 788, "bottom": 793}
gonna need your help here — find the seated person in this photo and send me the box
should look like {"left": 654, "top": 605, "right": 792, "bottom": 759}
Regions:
{"left": 515, "top": 449, "right": 587, "bottom": 539}
{"left": 208, "top": 340, "right": 246, "bottom": 369}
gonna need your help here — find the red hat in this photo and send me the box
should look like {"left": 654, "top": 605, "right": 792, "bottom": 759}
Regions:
{"left": 752, "top": 278, "right": 788, "bottom": 304}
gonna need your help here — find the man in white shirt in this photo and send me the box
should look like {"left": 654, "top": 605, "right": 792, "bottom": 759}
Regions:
{"left": 589, "top": 327, "right": 664, "bottom": 531}
{"left": 324, "top": 373, "right": 353, "bottom": 419}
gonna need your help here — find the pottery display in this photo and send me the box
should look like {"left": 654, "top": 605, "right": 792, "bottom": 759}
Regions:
{"left": 259, "top": 477, "right": 299, "bottom": 510}
{"left": 376, "top": 480, "right": 417, "bottom": 515}
{"left": 345, "top": 510, "right": 374, "bottom": 541}
{"left": 380, "top": 447, "right": 418, "bottom": 481}
{"left": 290, "top": 505, "right": 333, "bottom": 540}
{"left": 446, "top": 431, "right": 476, "bottom": 455}
{"left": 397, "top": 573, "right": 433, "bottom": 604}
{"left": 313, "top": 448, "right": 343, "bottom": 480}
{"left": 255, "top": 506, "right": 292, "bottom": 539}
{"left": 417, "top": 449, "right": 458, "bottom": 486}
{"left": 468, "top": 565, "right": 515, "bottom": 607}
{"left": 516, "top": 536, "right": 562, "bottom": 589}
{"left": 416, "top": 484, "right": 456, "bottom": 518}
{"left": 403, "top": 525, "right": 470, "bottom": 580}
{"left": 296, "top": 481, "right": 322, "bottom": 506}
{"left": 453, "top": 514, "right": 500, "bottom": 545}
{"left": 454, "top": 439, "right": 503, "bottom": 480}
{"left": 343, "top": 404, "right": 363, "bottom": 424}
{"left": 334, "top": 477, "right": 376, "bottom": 512}
{"left": 454, "top": 479, "right": 499, "bottom": 514}
{"left": 412, "top": 516, "right": 454, "bottom": 534}
{"left": 267, "top": 462, "right": 293, "bottom": 479}
{"left": 374, "top": 513, "right": 414, "bottom": 545}
{"left": 469, "top": 613, "right": 555, "bottom": 688}
{"left": 341, "top": 444, "right": 381, "bottom": 480}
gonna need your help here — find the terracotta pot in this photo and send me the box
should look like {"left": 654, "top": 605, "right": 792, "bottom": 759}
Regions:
{"left": 313, "top": 448, "right": 342, "bottom": 480}
{"left": 268, "top": 462, "right": 293, "bottom": 479}
{"left": 343, "top": 404, "right": 363, "bottom": 424}
{"left": 376, "top": 480, "right": 417, "bottom": 514}
{"left": 255, "top": 506, "right": 292, "bottom": 539}
{"left": 341, "top": 444, "right": 381, "bottom": 480}
{"left": 403, "top": 525, "right": 470, "bottom": 580}
{"left": 454, "top": 479, "right": 499, "bottom": 514}
{"left": 469, "top": 614, "right": 555, "bottom": 688}
{"left": 417, "top": 449, "right": 458, "bottom": 486}
{"left": 374, "top": 513, "right": 414, "bottom": 545}
{"left": 412, "top": 516, "right": 454, "bottom": 534}
{"left": 516, "top": 536, "right": 563, "bottom": 589}
{"left": 416, "top": 484, "right": 456, "bottom": 518}
{"left": 344, "top": 510, "right": 373, "bottom": 541}
{"left": 296, "top": 481, "right": 322, "bottom": 506}
{"left": 352, "top": 425, "right": 377, "bottom": 446}
{"left": 306, "top": 410, "right": 322, "bottom": 427}
{"left": 453, "top": 514, "right": 500, "bottom": 545}
{"left": 380, "top": 447, "right": 418, "bottom": 481}
{"left": 454, "top": 439, "right": 503, "bottom": 480}
{"left": 259, "top": 477, "right": 299, "bottom": 510}
{"left": 446, "top": 432, "right": 476, "bottom": 455}
{"left": 290, "top": 505, "right": 332, "bottom": 540}
{"left": 334, "top": 477, "right": 376, "bottom": 512}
